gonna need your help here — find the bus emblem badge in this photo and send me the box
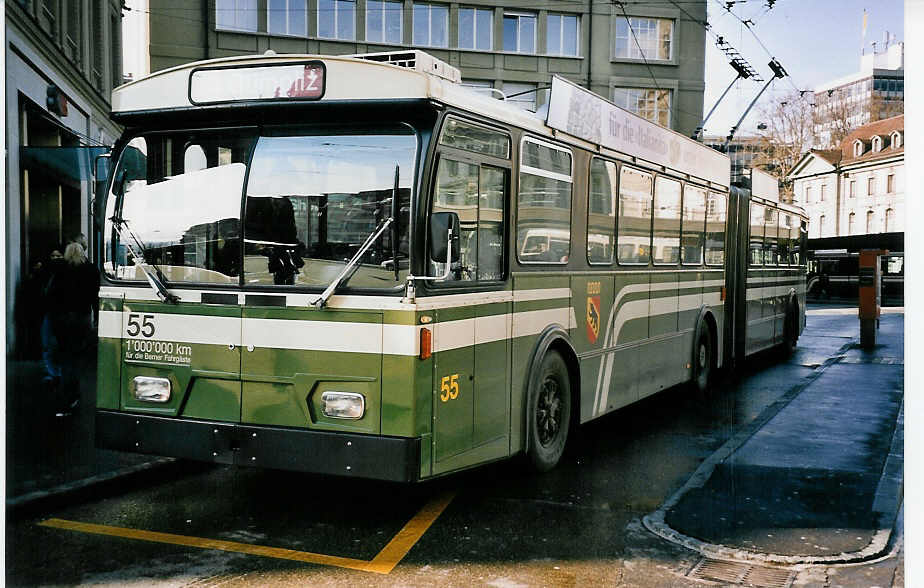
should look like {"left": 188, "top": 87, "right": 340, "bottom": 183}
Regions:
{"left": 586, "top": 296, "right": 601, "bottom": 343}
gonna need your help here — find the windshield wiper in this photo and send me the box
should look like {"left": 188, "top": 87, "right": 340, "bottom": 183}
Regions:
{"left": 110, "top": 214, "right": 179, "bottom": 304}
{"left": 312, "top": 215, "right": 394, "bottom": 308}
{"left": 312, "top": 165, "right": 401, "bottom": 309}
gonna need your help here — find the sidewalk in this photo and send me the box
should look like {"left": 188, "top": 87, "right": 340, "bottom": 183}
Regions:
{"left": 6, "top": 356, "right": 168, "bottom": 510}
{"left": 646, "top": 310, "right": 904, "bottom": 565}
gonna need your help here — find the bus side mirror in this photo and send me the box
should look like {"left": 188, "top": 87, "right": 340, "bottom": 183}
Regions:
{"left": 430, "top": 211, "right": 460, "bottom": 263}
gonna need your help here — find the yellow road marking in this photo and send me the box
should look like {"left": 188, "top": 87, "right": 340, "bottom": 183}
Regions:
{"left": 38, "top": 491, "right": 455, "bottom": 575}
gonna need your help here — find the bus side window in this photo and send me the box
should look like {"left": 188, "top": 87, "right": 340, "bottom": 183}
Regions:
{"left": 681, "top": 185, "right": 706, "bottom": 265}
{"left": 617, "top": 166, "right": 652, "bottom": 265}
{"left": 587, "top": 158, "right": 616, "bottom": 264}
{"left": 517, "top": 137, "right": 573, "bottom": 264}
{"left": 705, "top": 191, "right": 726, "bottom": 266}
{"left": 653, "top": 176, "right": 681, "bottom": 265}
{"left": 749, "top": 202, "right": 765, "bottom": 266}
{"left": 764, "top": 207, "right": 779, "bottom": 266}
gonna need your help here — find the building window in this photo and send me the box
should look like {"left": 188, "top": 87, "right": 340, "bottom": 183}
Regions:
{"left": 805, "top": 185, "right": 812, "bottom": 203}
{"left": 502, "top": 82, "right": 538, "bottom": 112}
{"left": 848, "top": 212, "right": 856, "bottom": 235}
{"left": 853, "top": 140, "right": 864, "bottom": 158}
{"left": 65, "top": 1, "right": 81, "bottom": 64}
{"left": 367, "top": 0, "right": 402, "bottom": 44}
{"left": 503, "top": 12, "right": 536, "bottom": 53}
{"left": 319, "top": 0, "right": 356, "bottom": 39}
{"left": 849, "top": 180, "right": 856, "bottom": 198}
{"left": 885, "top": 208, "right": 894, "bottom": 232}
{"left": 111, "top": 11, "right": 122, "bottom": 89}
{"left": 269, "top": 0, "right": 307, "bottom": 36}
{"left": 819, "top": 214, "right": 826, "bottom": 237}
{"left": 613, "top": 17, "right": 672, "bottom": 60}
{"left": 887, "top": 173, "right": 895, "bottom": 193}
{"left": 612, "top": 87, "right": 671, "bottom": 127}
{"left": 872, "top": 136, "right": 882, "bottom": 152}
{"left": 820, "top": 184, "right": 826, "bottom": 202}
{"left": 547, "top": 14, "right": 579, "bottom": 56}
{"left": 868, "top": 176, "right": 876, "bottom": 196}
{"left": 891, "top": 131, "right": 901, "bottom": 149}
{"left": 413, "top": 2, "right": 449, "bottom": 47}
{"left": 458, "top": 7, "right": 493, "bottom": 50}
{"left": 866, "top": 210, "right": 875, "bottom": 233}
{"left": 217, "top": 0, "right": 258, "bottom": 32}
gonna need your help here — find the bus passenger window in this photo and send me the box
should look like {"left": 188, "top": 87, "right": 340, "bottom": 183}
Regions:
{"left": 587, "top": 158, "right": 616, "bottom": 264}
{"left": 764, "top": 208, "right": 779, "bottom": 266}
{"left": 517, "top": 138, "right": 572, "bottom": 264}
{"left": 433, "top": 158, "right": 506, "bottom": 280}
{"left": 749, "top": 203, "right": 765, "bottom": 266}
{"left": 653, "top": 176, "right": 681, "bottom": 265}
{"left": 705, "top": 191, "right": 726, "bottom": 266}
{"left": 681, "top": 185, "right": 706, "bottom": 265}
{"left": 617, "top": 166, "right": 652, "bottom": 265}
{"left": 778, "top": 214, "right": 792, "bottom": 266}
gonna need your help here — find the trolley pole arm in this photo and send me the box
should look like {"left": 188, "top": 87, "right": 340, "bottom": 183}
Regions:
{"left": 722, "top": 59, "right": 787, "bottom": 152}
{"left": 692, "top": 72, "right": 742, "bottom": 141}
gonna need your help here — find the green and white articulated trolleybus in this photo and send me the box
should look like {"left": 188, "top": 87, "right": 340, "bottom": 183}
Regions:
{"left": 95, "top": 51, "right": 807, "bottom": 482}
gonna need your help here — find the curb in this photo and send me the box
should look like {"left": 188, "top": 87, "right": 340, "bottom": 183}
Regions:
{"left": 7, "top": 457, "right": 176, "bottom": 514}
{"left": 643, "top": 338, "right": 904, "bottom": 566}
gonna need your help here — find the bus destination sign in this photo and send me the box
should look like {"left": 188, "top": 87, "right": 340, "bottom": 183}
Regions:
{"left": 190, "top": 62, "right": 325, "bottom": 104}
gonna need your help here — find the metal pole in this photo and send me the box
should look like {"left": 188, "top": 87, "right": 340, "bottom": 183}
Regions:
{"left": 722, "top": 60, "right": 787, "bottom": 152}
{"left": 692, "top": 74, "right": 741, "bottom": 140}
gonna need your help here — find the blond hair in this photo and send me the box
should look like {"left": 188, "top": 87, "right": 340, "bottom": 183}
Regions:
{"left": 64, "top": 242, "right": 87, "bottom": 265}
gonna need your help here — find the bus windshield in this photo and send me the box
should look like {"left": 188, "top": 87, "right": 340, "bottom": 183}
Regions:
{"left": 104, "top": 126, "right": 416, "bottom": 291}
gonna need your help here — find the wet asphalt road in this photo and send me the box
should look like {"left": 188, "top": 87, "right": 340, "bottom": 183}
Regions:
{"left": 5, "top": 306, "right": 903, "bottom": 587}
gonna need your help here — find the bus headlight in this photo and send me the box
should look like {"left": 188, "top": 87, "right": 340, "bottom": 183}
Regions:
{"left": 131, "top": 376, "right": 171, "bottom": 403}
{"left": 321, "top": 391, "right": 365, "bottom": 419}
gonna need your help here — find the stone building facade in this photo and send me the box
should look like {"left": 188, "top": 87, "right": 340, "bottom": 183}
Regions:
{"left": 5, "top": 0, "right": 124, "bottom": 356}
{"left": 143, "top": 0, "right": 707, "bottom": 136}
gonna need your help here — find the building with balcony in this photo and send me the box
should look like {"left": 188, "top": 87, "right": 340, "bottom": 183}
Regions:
{"left": 140, "top": 0, "right": 707, "bottom": 135}
{"left": 787, "top": 115, "right": 903, "bottom": 239}
{"left": 5, "top": 0, "right": 124, "bottom": 356}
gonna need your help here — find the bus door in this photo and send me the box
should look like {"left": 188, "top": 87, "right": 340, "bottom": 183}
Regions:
{"left": 428, "top": 146, "right": 510, "bottom": 473}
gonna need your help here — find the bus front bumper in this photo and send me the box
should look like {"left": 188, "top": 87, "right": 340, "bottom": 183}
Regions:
{"left": 96, "top": 410, "right": 421, "bottom": 482}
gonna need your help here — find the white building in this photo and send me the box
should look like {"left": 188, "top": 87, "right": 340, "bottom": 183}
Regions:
{"left": 787, "top": 115, "right": 904, "bottom": 239}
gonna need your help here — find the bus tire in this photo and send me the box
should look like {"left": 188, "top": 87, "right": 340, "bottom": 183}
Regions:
{"left": 527, "top": 350, "right": 571, "bottom": 472}
{"left": 781, "top": 306, "right": 798, "bottom": 357}
{"left": 692, "top": 323, "right": 713, "bottom": 397}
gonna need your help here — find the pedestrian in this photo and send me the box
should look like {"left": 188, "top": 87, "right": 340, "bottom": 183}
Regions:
{"left": 42, "top": 240, "right": 100, "bottom": 416}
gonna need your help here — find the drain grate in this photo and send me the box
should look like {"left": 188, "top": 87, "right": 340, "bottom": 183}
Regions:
{"left": 688, "top": 558, "right": 794, "bottom": 588}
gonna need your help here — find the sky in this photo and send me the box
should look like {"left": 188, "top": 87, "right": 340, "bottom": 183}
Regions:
{"left": 701, "top": 0, "right": 905, "bottom": 137}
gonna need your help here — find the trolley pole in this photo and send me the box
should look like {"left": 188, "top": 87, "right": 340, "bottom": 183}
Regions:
{"left": 692, "top": 60, "right": 753, "bottom": 141}
{"left": 722, "top": 59, "right": 787, "bottom": 152}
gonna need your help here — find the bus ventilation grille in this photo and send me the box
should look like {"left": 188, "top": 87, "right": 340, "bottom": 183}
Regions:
{"left": 348, "top": 50, "right": 461, "bottom": 84}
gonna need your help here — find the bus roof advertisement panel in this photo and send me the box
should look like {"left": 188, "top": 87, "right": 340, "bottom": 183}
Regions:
{"left": 545, "top": 76, "right": 729, "bottom": 187}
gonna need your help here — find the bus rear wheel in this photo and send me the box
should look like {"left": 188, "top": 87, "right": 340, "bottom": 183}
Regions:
{"left": 692, "top": 324, "right": 713, "bottom": 397}
{"left": 781, "top": 307, "right": 798, "bottom": 357}
{"left": 527, "top": 351, "right": 571, "bottom": 472}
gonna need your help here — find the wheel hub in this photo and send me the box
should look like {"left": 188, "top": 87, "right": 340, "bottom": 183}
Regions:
{"left": 537, "top": 377, "right": 561, "bottom": 446}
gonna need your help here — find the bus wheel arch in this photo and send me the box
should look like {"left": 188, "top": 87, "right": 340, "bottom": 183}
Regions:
{"left": 782, "top": 290, "right": 800, "bottom": 355}
{"left": 523, "top": 327, "right": 579, "bottom": 472}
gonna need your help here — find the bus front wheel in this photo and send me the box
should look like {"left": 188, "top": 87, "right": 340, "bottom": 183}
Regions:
{"left": 527, "top": 350, "right": 571, "bottom": 472}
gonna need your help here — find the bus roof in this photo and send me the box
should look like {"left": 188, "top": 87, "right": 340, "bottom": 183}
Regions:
{"left": 112, "top": 51, "right": 730, "bottom": 188}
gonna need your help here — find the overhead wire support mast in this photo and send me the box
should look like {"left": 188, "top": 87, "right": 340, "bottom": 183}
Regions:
{"left": 722, "top": 58, "right": 787, "bottom": 152}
